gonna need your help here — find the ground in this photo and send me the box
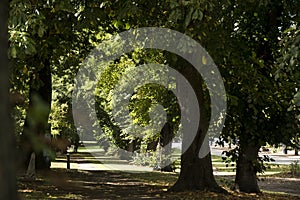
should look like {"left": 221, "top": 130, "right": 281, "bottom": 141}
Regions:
{"left": 18, "top": 169, "right": 300, "bottom": 199}
{"left": 258, "top": 174, "right": 300, "bottom": 196}
{"left": 17, "top": 148, "right": 300, "bottom": 199}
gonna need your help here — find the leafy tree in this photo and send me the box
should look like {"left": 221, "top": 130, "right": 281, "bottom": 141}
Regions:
{"left": 73, "top": 0, "right": 225, "bottom": 191}
{"left": 72, "top": 0, "right": 225, "bottom": 191}
{"left": 96, "top": 0, "right": 224, "bottom": 191}
{"left": 276, "top": 24, "right": 300, "bottom": 152}
{"left": 11, "top": 0, "right": 300, "bottom": 195}
{"left": 203, "top": 0, "right": 299, "bottom": 192}
{"left": 95, "top": 58, "right": 181, "bottom": 170}
{"left": 8, "top": 0, "right": 87, "bottom": 169}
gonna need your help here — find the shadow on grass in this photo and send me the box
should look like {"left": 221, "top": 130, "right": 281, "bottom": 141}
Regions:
{"left": 17, "top": 169, "right": 300, "bottom": 200}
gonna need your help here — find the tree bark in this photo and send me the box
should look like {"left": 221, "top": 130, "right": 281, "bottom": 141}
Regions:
{"left": 169, "top": 58, "right": 224, "bottom": 192}
{"left": 170, "top": 130, "right": 222, "bottom": 192}
{"left": 0, "top": 0, "right": 19, "bottom": 198}
{"left": 160, "top": 122, "right": 173, "bottom": 172}
{"left": 235, "top": 140, "right": 260, "bottom": 193}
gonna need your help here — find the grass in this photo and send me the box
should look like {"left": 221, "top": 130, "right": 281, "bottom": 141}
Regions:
{"left": 211, "top": 155, "right": 224, "bottom": 162}
{"left": 264, "top": 163, "right": 290, "bottom": 172}
{"left": 69, "top": 145, "right": 294, "bottom": 176}
{"left": 75, "top": 145, "right": 291, "bottom": 175}
{"left": 173, "top": 154, "right": 288, "bottom": 174}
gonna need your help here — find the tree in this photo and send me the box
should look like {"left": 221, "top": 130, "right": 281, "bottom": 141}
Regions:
{"left": 112, "top": 0, "right": 299, "bottom": 193}
{"left": 92, "top": 47, "right": 181, "bottom": 170}
{"left": 168, "top": 57, "right": 224, "bottom": 192}
{"left": 68, "top": 0, "right": 226, "bottom": 191}
{"left": 276, "top": 24, "right": 300, "bottom": 154}
{"left": 14, "top": 0, "right": 300, "bottom": 194}
{"left": 9, "top": 0, "right": 90, "bottom": 169}
{"left": 98, "top": 0, "right": 226, "bottom": 192}
{"left": 0, "top": 0, "right": 18, "bottom": 198}
{"left": 203, "top": 0, "right": 299, "bottom": 192}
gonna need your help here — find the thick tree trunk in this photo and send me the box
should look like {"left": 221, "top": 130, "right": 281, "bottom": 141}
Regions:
{"left": 0, "top": 0, "right": 19, "bottom": 198}
{"left": 169, "top": 58, "right": 224, "bottom": 192}
{"left": 20, "top": 59, "right": 52, "bottom": 170}
{"left": 170, "top": 130, "right": 222, "bottom": 192}
{"left": 235, "top": 140, "right": 260, "bottom": 193}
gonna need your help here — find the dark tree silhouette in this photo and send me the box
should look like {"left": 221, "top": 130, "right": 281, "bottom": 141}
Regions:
{"left": 0, "top": 0, "right": 19, "bottom": 198}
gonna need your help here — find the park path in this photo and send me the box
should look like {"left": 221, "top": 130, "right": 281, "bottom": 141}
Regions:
{"left": 51, "top": 145, "right": 282, "bottom": 176}
{"left": 51, "top": 147, "right": 153, "bottom": 172}
{"left": 211, "top": 145, "right": 300, "bottom": 165}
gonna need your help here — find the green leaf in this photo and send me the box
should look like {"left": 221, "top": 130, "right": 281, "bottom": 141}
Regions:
{"left": 113, "top": 20, "right": 123, "bottom": 29}
{"left": 184, "top": 7, "right": 194, "bottom": 28}
{"left": 294, "top": 91, "right": 300, "bottom": 106}
{"left": 192, "top": 9, "right": 203, "bottom": 21}
{"left": 11, "top": 46, "right": 17, "bottom": 58}
{"left": 125, "top": 23, "right": 131, "bottom": 30}
{"left": 38, "top": 26, "right": 45, "bottom": 37}
{"left": 229, "top": 95, "right": 239, "bottom": 106}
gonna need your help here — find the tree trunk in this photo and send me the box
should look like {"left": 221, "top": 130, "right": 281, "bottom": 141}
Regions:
{"left": 160, "top": 122, "right": 173, "bottom": 172}
{"left": 169, "top": 58, "right": 224, "bottom": 192}
{"left": 295, "top": 136, "right": 299, "bottom": 155}
{"left": 20, "top": 59, "right": 52, "bottom": 170}
{"left": 170, "top": 130, "right": 223, "bottom": 192}
{"left": 0, "top": 0, "right": 19, "bottom": 198}
{"left": 234, "top": 140, "right": 260, "bottom": 193}
{"left": 146, "top": 140, "right": 158, "bottom": 151}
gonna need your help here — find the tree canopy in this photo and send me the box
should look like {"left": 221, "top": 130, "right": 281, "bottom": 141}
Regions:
{"left": 7, "top": 0, "right": 300, "bottom": 195}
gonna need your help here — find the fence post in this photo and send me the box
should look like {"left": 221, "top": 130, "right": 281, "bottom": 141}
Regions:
{"left": 67, "top": 153, "right": 70, "bottom": 169}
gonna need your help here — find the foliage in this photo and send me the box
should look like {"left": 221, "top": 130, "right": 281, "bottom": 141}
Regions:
{"left": 8, "top": 0, "right": 300, "bottom": 193}
{"left": 8, "top": 0, "right": 98, "bottom": 145}
{"left": 206, "top": 0, "right": 300, "bottom": 171}
{"left": 289, "top": 161, "right": 300, "bottom": 176}
{"left": 132, "top": 150, "right": 159, "bottom": 167}
{"left": 276, "top": 25, "right": 300, "bottom": 149}
{"left": 93, "top": 48, "right": 181, "bottom": 157}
